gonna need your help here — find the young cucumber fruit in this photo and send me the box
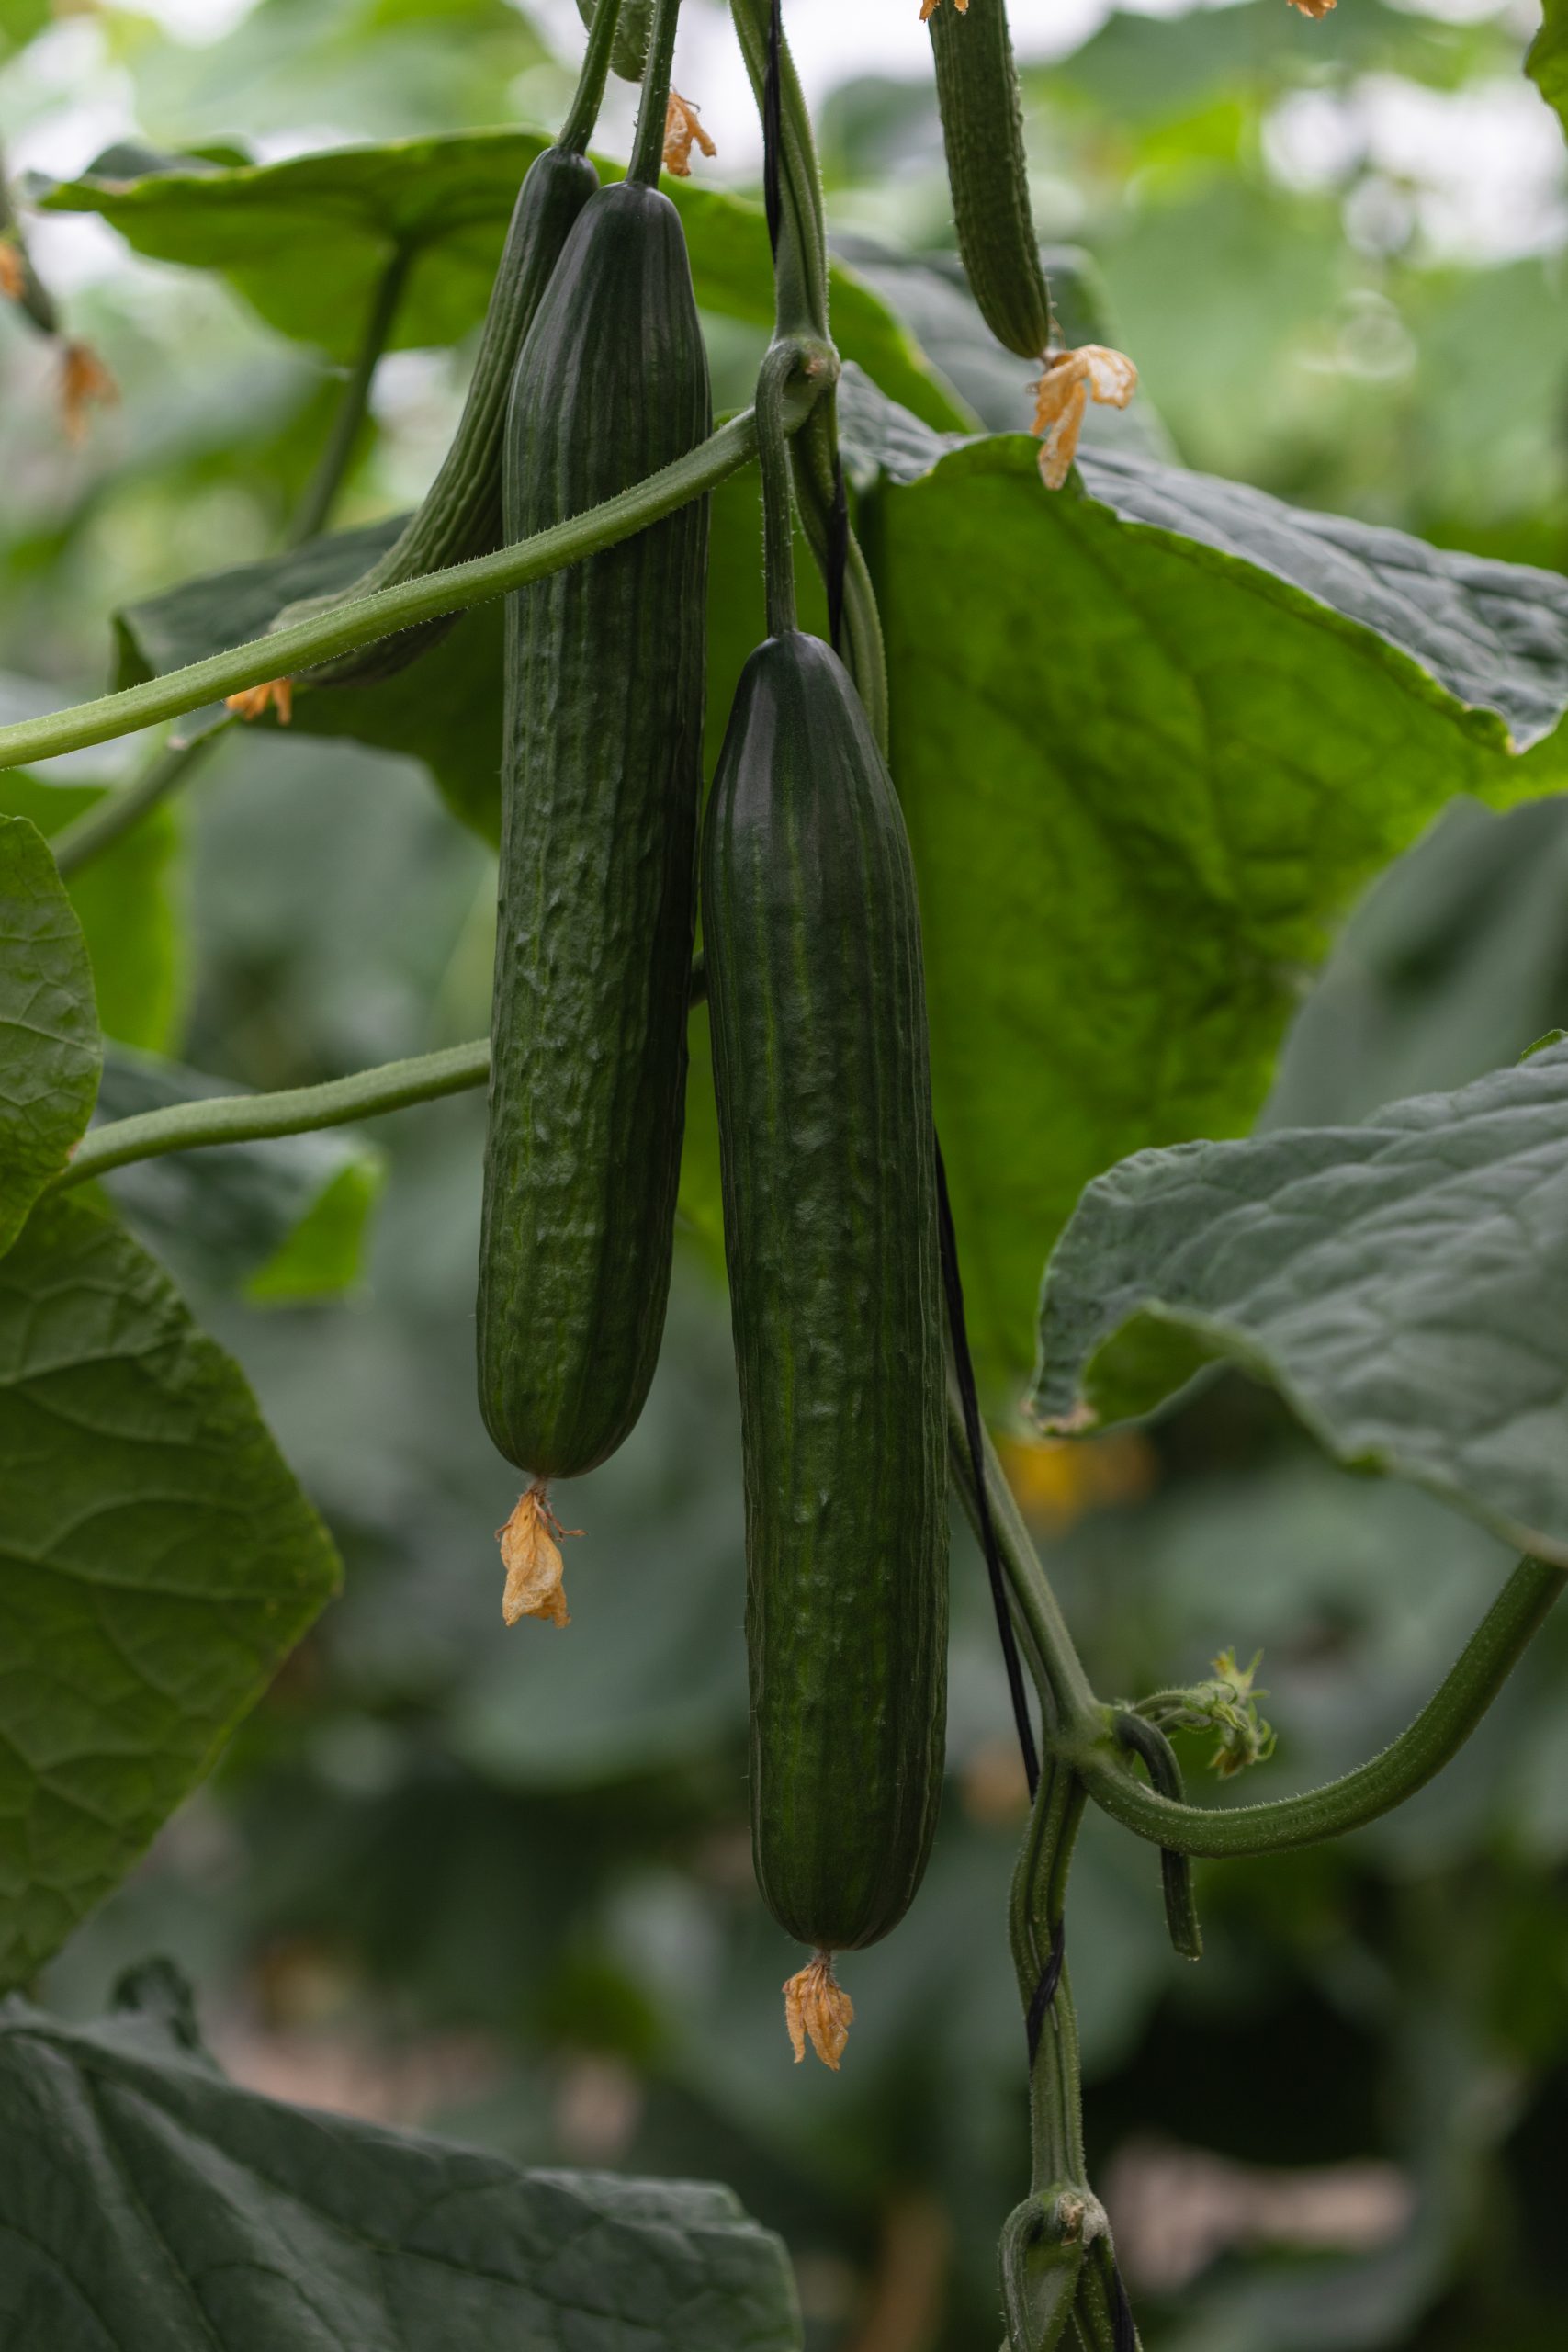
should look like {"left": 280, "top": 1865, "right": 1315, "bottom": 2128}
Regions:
{"left": 929, "top": 0, "right": 1053, "bottom": 361}
{"left": 478, "top": 177, "right": 711, "bottom": 1480}
{"left": 279, "top": 143, "right": 598, "bottom": 687}
{"left": 704, "top": 629, "right": 948, "bottom": 1954}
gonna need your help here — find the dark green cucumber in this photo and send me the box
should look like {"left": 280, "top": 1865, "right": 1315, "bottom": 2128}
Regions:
{"left": 276, "top": 142, "right": 598, "bottom": 687}
{"left": 477, "top": 176, "right": 711, "bottom": 1479}
{"left": 929, "top": 0, "right": 1053, "bottom": 360}
{"left": 575, "top": 0, "right": 651, "bottom": 81}
{"left": 703, "top": 629, "right": 947, "bottom": 1953}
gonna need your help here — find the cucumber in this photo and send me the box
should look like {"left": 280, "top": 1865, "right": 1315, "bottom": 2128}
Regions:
{"left": 929, "top": 0, "right": 1053, "bottom": 361}
{"left": 575, "top": 0, "right": 651, "bottom": 82}
{"left": 477, "top": 175, "right": 711, "bottom": 1480}
{"left": 703, "top": 628, "right": 947, "bottom": 1956}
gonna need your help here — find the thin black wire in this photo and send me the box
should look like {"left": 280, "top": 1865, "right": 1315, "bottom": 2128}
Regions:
{"left": 762, "top": 0, "right": 783, "bottom": 259}
{"left": 935, "top": 1138, "right": 1062, "bottom": 2062}
{"left": 1023, "top": 1915, "right": 1065, "bottom": 2064}
{"left": 826, "top": 451, "right": 849, "bottom": 652}
{"left": 934, "top": 1134, "right": 1040, "bottom": 1797}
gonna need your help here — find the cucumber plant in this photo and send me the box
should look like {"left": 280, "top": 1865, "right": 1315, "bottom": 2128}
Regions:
{"left": 5, "top": 0, "right": 1568, "bottom": 2346}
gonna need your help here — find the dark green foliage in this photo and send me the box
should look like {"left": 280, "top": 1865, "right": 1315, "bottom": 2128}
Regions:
{"left": 928, "top": 0, "right": 1054, "bottom": 359}
{"left": 703, "top": 629, "right": 947, "bottom": 1952}
{"left": 478, "top": 179, "right": 711, "bottom": 1478}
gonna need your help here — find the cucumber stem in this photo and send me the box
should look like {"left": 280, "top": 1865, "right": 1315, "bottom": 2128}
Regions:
{"left": 288, "top": 243, "right": 412, "bottom": 546}
{"left": 629, "top": 0, "right": 682, "bottom": 187}
{"left": 728, "top": 0, "right": 829, "bottom": 344}
{"left": 559, "top": 0, "right": 626, "bottom": 155}
{"left": 756, "top": 342, "right": 800, "bottom": 639}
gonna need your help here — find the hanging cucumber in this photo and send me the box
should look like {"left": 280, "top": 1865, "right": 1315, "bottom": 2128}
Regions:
{"left": 927, "top": 0, "right": 1053, "bottom": 361}
{"left": 703, "top": 352, "right": 947, "bottom": 2057}
{"left": 478, "top": 0, "right": 711, "bottom": 1582}
{"left": 265, "top": 0, "right": 625, "bottom": 688}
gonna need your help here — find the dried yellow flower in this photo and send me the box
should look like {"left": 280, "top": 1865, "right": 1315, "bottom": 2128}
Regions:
{"left": 0, "top": 242, "right": 24, "bottom": 303}
{"left": 497, "top": 1480, "right": 581, "bottom": 1627}
{"left": 1031, "top": 344, "right": 1138, "bottom": 492}
{"left": 784, "top": 1951, "right": 854, "bottom": 2069}
{"left": 663, "top": 91, "right": 716, "bottom": 179}
{"left": 59, "top": 339, "right": 117, "bottom": 443}
{"left": 224, "top": 678, "right": 294, "bottom": 725}
{"left": 919, "top": 0, "right": 968, "bottom": 17}
{"left": 1287, "top": 0, "right": 1336, "bottom": 17}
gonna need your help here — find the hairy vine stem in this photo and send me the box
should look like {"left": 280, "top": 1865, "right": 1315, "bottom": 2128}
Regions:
{"left": 1074, "top": 1551, "right": 1566, "bottom": 1857}
{"left": 50, "top": 1041, "right": 491, "bottom": 1190}
{"left": 942, "top": 1390, "right": 1566, "bottom": 1860}
{"left": 0, "top": 409, "right": 784, "bottom": 770}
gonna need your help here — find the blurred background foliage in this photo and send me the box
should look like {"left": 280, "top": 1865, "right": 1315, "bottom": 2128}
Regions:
{"left": 6, "top": 0, "right": 1568, "bottom": 2344}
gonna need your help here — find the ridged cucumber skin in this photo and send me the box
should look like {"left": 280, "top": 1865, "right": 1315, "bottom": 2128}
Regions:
{"left": 929, "top": 0, "right": 1053, "bottom": 361}
{"left": 703, "top": 631, "right": 948, "bottom": 1953}
{"left": 286, "top": 146, "right": 598, "bottom": 686}
{"left": 478, "top": 180, "right": 711, "bottom": 1480}
{"left": 575, "top": 0, "right": 651, "bottom": 82}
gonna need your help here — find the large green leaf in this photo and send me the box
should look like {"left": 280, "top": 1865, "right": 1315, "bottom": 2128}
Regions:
{"left": 0, "top": 1196, "right": 341, "bottom": 1987}
{"left": 1030, "top": 1041, "right": 1568, "bottom": 1564}
{"left": 854, "top": 406, "right": 1568, "bottom": 1389}
{"left": 0, "top": 771, "right": 183, "bottom": 1052}
{"left": 94, "top": 1046, "right": 385, "bottom": 1305}
{"left": 0, "top": 1962, "right": 802, "bottom": 2352}
{"left": 0, "top": 818, "right": 99, "bottom": 1258}
{"left": 39, "top": 130, "right": 968, "bottom": 429}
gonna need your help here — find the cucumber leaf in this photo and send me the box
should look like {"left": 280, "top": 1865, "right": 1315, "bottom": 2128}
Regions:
{"left": 0, "top": 818, "right": 99, "bottom": 1259}
{"left": 0, "top": 771, "right": 183, "bottom": 1052}
{"left": 92, "top": 1046, "right": 385, "bottom": 1305}
{"left": 0, "top": 1196, "right": 341, "bottom": 1988}
{"left": 1029, "top": 1040, "right": 1568, "bottom": 1566}
{"left": 0, "top": 1962, "right": 801, "bottom": 2352}
{"left": 38, "top": 130, "right": 969, "bottom": 431}
{"left": 858, "top": 424, "right": 1568, "bottom": 1389}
